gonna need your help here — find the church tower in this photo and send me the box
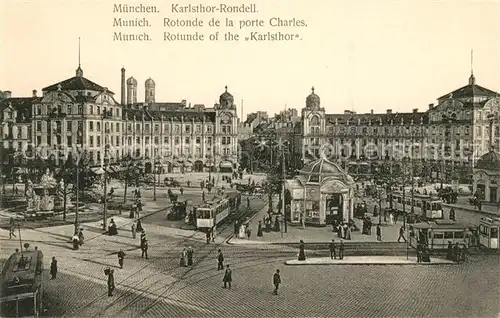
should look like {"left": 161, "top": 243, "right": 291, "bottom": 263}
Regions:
{"left": 126, "top": 76, "right": 137, "bottom": 105}
{"left": 145, "top": 78, "right": 155, "bottom": 104}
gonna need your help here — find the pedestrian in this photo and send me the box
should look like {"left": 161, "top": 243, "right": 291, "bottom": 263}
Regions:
{"left": 416, "top": 243, "right": 423, "bottom": 263}
{"left": 180, "top": 248, "right": 186, "bottom": 267}
{"left": 141, "top": 239, "right": 149, "bottom": 259}
{"left": 136, "top": 219, "right": 144, "bottom": 232}
{"left": 180, "top": 187, "right": 184, "bottom": 196}
{"left": 118, "top": 249, "right": 125, "bottom": 269}
{"left": 339, "top": 239, "right": 345, "bottom": 259}
{"left": 223, "top": 264, "right": 232, "bottom": 288}
{"left": 234, "top": 221, "right": 238, "bottom": 235}
{"left": 453, "top": 243, "right": 460, "bottom": 263}
{"left": 257, "top": 221, "right": 263, "bottom": 237}
{"left": 9, "top": 218, "right": 16, "bottom": 239}
{"left": 376, "top": 224, "right": 382, "bottom": 241}
{"left": 446, "top": 241, "right": 453, "bottom": 260}
{"left": 246, "top": 226, "right": 252, "bottom": 239}
{"left": 206, "top": 229, "right": 211, "bottom": 244}
{"left": 217, "top": 249, "right": 224, "bottom": 270}
{"left": 202, "top": 191, "right": 205, "bottom": 201}
{"left": 273, "top": 269, "right": 281, "bottom": 295}
{"left": 329, "top": 239, "right": 337, "bottom": 259}
{"left": 78, "top": 229, "right": 84, "bottom": 246}
{"left": 247, "top": 197, "right": 250, "bottom": 209}
{"left": 131, "top": 221, "right": 136, "bottom": 239}
{"left": 105, "top": 268, "right": 115, "bottom": 296}
{"left": 298, "top": 240, "right": 306, "bottom": 261}
{"left": 398, "top": 226, "right": 406, "bottom": 243}
{"left": 187, "top": 246, "right": 194, "bottom": 266}
{"left": 72, "top": 233, "right": 80, "bottom": 250}
{"left": 140, "top": 230, "right": 147, "bottom": 244}
{"left": 50, "top": 257, "right": 57, "bottom": 279}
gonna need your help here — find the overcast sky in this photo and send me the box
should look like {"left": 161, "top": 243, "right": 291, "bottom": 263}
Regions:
{"left": 1, "top": 0, "right": 499, "bottom": 118}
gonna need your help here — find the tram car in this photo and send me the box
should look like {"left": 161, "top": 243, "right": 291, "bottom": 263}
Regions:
{"left": 0, "top": 249, "right": 44, "bottom": 317}
{"left": 392, "top": 192, "right": 443, "bottom": 222}
{"left": 195, "top": 197, "right": 230, "bottom": 230}
{"left": 479, "top": 217, "right": 500, "bottom": 251}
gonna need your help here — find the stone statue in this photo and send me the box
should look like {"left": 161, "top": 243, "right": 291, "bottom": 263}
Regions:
{"left": 40, "top": 169, "right": 56, "bottom": 189}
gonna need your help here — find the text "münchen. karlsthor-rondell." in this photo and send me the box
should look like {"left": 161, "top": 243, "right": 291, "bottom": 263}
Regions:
{"left": 171, "top": 4, "right": 257, "bottom": 13}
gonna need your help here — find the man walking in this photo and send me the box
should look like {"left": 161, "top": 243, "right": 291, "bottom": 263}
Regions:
{"left": 50, "top": 257, "right": 58, "bottom": 279}
{"left": 398, "top": 225, "right": 406, "bottom": 243}
{"left": 273, "top": 269, "right": 281, "bottom": 295}
{"left": 141, "top": 239, "right": 149, "bottom": 259}
{"left": 223, "top": 265, "right": 232, "bottom": 288}
{"left": 376, "top": 224, "right": 382, "bottom": 241}
{"left": 329, "top": 239, "right": 337, "bottom": 259}
{"left": 131, "top": 221, "right": 136, "bottom": 239}
{"left": 106, "top": 268, "right": 115, "bottom": 296}
{"left": 217, "top": 249, "right": 224, "bottom": 270}
{"left": 339, "top": 239, "right": 345, "bottom": 260}
{"left": 118, "top": 249, "right": 125, "bottom": 269}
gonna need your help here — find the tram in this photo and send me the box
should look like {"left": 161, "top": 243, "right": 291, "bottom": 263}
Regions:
{"left": 0, "top": 249, "right": 44, "bottom": 317}
{"left": 392, "top": 192, "right": 443, "bottom": 221}
{"left": 195, "top": 197, "right": 230, "bottom": 231}
{"left": 409, "top": 220, "right": 476, "bottom": 250}
{"left": 478, "top": 217, "right": 500, "bottom": 250}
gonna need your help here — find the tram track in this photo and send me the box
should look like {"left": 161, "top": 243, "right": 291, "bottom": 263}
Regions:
{"left": 72, "top": 195, "right": 267, "bottom": 317}
{"left": 114, "top": 198, "right": 269, "bottom": 317}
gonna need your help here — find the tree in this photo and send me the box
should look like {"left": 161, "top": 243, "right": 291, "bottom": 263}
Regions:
{"left": 115, "top": 155, "right": 143, "bottom": 203}
{"left": 56, "top": 153, "right": 77, "bottom": 221}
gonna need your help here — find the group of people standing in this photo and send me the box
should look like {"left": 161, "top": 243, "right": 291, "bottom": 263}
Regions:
{"left": 447, "top": 241, "right": 468, "bottom": 263}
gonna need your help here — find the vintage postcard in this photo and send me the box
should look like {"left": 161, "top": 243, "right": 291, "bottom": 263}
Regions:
{"left": 0, "top": 0, "right": 499, "bottom": 317}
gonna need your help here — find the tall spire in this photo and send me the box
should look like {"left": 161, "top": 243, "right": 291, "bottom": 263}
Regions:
{"left": 76, "top": 37, "right": 83, "bottom": 77}
{"left": 469, "top": 49, "right": 475, "bottom": 85}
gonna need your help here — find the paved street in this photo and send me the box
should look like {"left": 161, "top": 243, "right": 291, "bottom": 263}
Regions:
{"left": 1, "top": 216, "right": 499, "bottom": 317}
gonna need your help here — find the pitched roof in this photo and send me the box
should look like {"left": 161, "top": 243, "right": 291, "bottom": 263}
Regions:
{"left": 438, "top": 84, "right": 498, "bottom": 100}
{"left": 42, "top": 76, "right": 113, "bottom": 94}
{"left": 0, "top": 97, "right": 40, "bottom": 123}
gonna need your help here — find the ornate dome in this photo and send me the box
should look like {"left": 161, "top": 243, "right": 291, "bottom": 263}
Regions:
{"left": 476, "top": 149, "right": 500, "bottom": 171}
{"left": 299, "top": 157, "right": 354, "bottom": 184}
{"left": 306, "top": 86, "right": 320, "bottom": 109}
{"left": 126, "top": 76, "right": 137, "bottom": 85}
{"left": 219, "top": 86, "right": 234, "bottom": 103}
{"left": 145, "top": 78, "right": 155, "bottom": 86}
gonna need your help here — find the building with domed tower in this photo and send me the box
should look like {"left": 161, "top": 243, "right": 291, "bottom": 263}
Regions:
{"left": 120, "top": 68, "right": 239, "bottom": 173}
{"left": 291, "top": 71, "right": 499, "bottom": 183}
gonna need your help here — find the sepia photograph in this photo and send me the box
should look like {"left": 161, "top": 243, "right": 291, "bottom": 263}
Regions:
{"left": 0, "top": 0, "right": 499, "bottom": 317}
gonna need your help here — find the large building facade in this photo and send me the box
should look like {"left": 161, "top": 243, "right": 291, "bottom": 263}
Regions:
{"left": 0, "top": 65, "right": 240, "bottom": 174}
{"left": 294, "top": 73, "right": 499, "bottom": 182}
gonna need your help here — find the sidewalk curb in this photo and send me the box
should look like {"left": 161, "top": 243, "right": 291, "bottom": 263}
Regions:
{"left": 284, "top": 261, "right": 457, "bottom": 266}
{"left": 226, "top": 200, "right": 269, "bottom": 245}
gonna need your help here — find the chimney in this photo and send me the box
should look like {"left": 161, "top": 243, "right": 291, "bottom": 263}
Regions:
{"left": 386, "top": 109, "right": 392, "bottom": 114}
{"left": 32, "top": 90, "right": 37, "bottom": 97}
{"left": 370, "top": 109, "right": 374, "bottom": 115}
{"left": 428, "top": 103, "right": 434, "bottom": 110}
{"left": 121, "top": 67, "right": 126, "bottom": 105}
{"left": 413, "top": 108, "right": 418, "bottom": 113}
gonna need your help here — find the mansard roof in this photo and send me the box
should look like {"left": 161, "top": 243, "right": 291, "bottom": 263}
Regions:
{"left": 437, "top": 83, "right": 498, "bottom": 100}
{"left": 0, "top": 97, "right": 40, "bottom": 123}
{"left": 42, "top": 76, "right": 113, "bottom": 94}
{"left": 122, "top": 108, "right": 216, "bottom": 122}
{"left": 325, "top": 111, "right": 429, "bottom": 126}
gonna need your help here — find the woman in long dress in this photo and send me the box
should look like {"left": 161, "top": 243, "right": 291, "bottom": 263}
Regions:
{"left": 257, "top": 221, "right": 263, "bottom": 237}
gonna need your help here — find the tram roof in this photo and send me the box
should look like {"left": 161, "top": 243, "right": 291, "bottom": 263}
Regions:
{"left": 411, "top": 221, "right": 475, "bottom": 230}
{"left": 1, "top": 250, "right": 43, "bottom": 297}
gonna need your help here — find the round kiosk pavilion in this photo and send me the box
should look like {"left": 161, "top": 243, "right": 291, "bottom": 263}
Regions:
{"left": 284, "top": 157, "right": 355, "bottom": 226}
